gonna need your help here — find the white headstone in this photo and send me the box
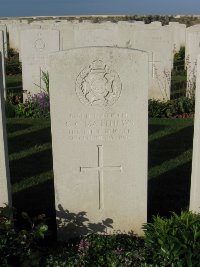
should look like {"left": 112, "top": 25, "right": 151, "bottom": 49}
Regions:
{"left": 0, "top": 52, "right": 11, "bottom": 207}
{"left": 21, "top": 29, "right": 60, "bottom": 97}
{"left": 168, "top": 22, "right": 186, "bottom": 51}
{"left": 7, "top": 20, "right": 29, "bottom": 51}
{"left": 131, "top": 26, "right": 172, "bottom": 100}
{"left": 0, "top": 25, "right": 8, "bottom": 58}
{"left": 186, "top": 26, "right": 200, "bottom": 96}
{"left": 49, "top": 47, "right": 148, "bottom": 240}
{"left": 190, "top": 55, "right": 200, "bottom": 212}
{"left": 0, "top": 31, "right": 6, "bottom": 98}
{"left": 74, "top": 22, "right": 118, "bottom": 47}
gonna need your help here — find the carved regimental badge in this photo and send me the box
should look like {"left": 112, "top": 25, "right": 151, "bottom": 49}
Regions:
{"left": 76, "top": 60, "right": 122, "bottom": 107}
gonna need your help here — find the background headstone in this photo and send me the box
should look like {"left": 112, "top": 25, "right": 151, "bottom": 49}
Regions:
{"left": 190, "top": 55, "right": 200, "bottom": 212}
{"left": 185, "top": 26, "right": 200, "bottom": 96}
{"left": 0, "top": 52, "right": 11, "bottom": 207}
{"left": 0, "top": 31, "right": 6, "bottom": 98}
{"left": 49, "top": 47, "right": 148, "bottom": 240}
{"left": 74, "top": 22, "right": 118, "bottom": 47}
{"left": 0, "top": 24, "right": 8, "bottom": 58}
{"left": 131, "top": 26, "right": 172, "bottom": 100}
{"left": 21, "top": 29, "right": 60, "bottom": 97}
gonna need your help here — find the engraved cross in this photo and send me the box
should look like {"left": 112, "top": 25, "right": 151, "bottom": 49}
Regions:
{"left": 80, "top": 145, "right": 122, "bottom": 210}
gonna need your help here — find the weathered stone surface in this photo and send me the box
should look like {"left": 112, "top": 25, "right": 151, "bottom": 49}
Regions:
{"left": 0, "top": 24, "right": 8, "bottom": 58}
{"left": 21, "top": 29, "right": 60, "bottom": 97}
{"left": 0, "top": 31, "right": 6, "bottom": 98}
{"left": 131, "top": 26, "right": 172, "bottom": 100}
{"left": 186, "top": 26, "right": 200, "bottom": 96}
{"left": 49, "top": 47, "right": 148, "bottom": 240}
{"left": 190, "top": 55, "right": 200, "bottom": 212}
{"left": 0, "top": 52, "right": 11, "bottom": 207}
{"left": 74, "top": 22, "right": 118, "bottom": 47}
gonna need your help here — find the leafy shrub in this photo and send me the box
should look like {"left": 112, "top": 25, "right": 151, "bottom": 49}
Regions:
{"left": 0, "top": 205, "right": 48, "bottom": 267}
{"left": 171, "top": 47, "right": 187, "bottom": 99}
{"left": 143, "top": 211, "right": 200, "bottom": 267}
{"left": 5, "top": 48, "right": 22, "bottom": 75}
{"left": 45, "top": 234, "right": 145, "bottom": 266}
{"left": 148, "top": 97, "right": 195, "bottom": 118}
{"left": 15, "top": 91, "right": 50, "bottom": 118}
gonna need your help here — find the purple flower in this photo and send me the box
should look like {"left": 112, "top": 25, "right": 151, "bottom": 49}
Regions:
{"left": 78, "top": 239, "right": 90, "bottom": 252}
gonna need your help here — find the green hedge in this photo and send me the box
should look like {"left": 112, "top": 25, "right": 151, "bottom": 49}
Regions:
{"left": 148, "top": 97, "right": 195, "bottom": 118}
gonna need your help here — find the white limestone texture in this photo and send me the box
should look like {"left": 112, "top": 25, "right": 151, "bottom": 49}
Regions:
{"left": 57, "top": 21, "right": 172, "bottom": 100}
{"left": 186, "top": 26, "right": 200, "bottom": 96}
{"left": 49, "top": 47, "right": 148, "bottom": 240}
{"left": 190, "top": 55, "right": 200, "bottom": 212}
{"left": 7, "top": 20, "right": 30, "bottom": 51}
{"left": 74, "top": 22, "right": 118, "bottom": 47}
{"left": 21, "top": 29, "right": 60, "bottom": 97}
{"left": 0, "top": 25, "right": 8, "bottom": 58}
{"left": 0, "top": 52, "right": 11, "bottom": 207}
{"left": 168, "top": 22, "right": 186, "bottom": 52}
{"left": 0, "top": 31, "right": 6, "bottom": 98}
{"left": 131, "top": 25, "right": 172, "bottom": 100}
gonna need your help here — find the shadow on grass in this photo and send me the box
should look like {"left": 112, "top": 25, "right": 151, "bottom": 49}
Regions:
{"left": 8, "top": 126, "right": 52, "bottom": 155}
{"left": 148, "top": 123, "right": 168, "bottom": 135}
{"left": 56, "top": 204, "right": 113, "bottom": 241}
{"left": 149, "top": 125, "right": 194, "bottom": 169}
{"left": 10, "top": 148, "right": 53, "bottom": 184}
{"left": 148, "top": 161, "right": 192, "bottom": 222}
{"left": 6, "top": 122, "right": 33, "bottom": 134}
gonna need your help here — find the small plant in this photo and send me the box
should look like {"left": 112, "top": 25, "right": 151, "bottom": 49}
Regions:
{"left": 0, "top": 205, "right": 48, "bottom": 266}
{"left": 15, "top": 91, "right": 50, "bottom": 118}
{"left": 41, "top": 70, "right": 49, "bottom": 94}
{"left": 34, "top": 70, "right": 49, "bottom": 94}
{"left": 143, "top": 211, "right": 200, "bottom": 267}
{"left": 45, "top": 234, "right": 145, "bottom": 266}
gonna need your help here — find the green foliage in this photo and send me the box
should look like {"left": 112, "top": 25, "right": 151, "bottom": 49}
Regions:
{"left": 143, "top": 211, "right": 200, "bottom": 267}
{"left": 148, "top": 97, "right": 195, "bottom": 118}
{"left": 6, "top": 48, "right": 22, "bottom": 75}
{"left": 171, "top": 47, "right": 187, "bottom": 99}
{"left": 15, "top": 91, "right": 50, "bottom": 118}
{"left": 0, "top": 205, "right": 48, "bottom": 267}
{"left": 45, "top": 234, "right": 145, "bottom": 266}
{"left": 41, "top": 70, "right": 49, "bottom": 94}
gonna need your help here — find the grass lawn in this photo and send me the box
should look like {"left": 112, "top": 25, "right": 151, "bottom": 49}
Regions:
{"left": 6, "top": 74, "right": 22, "bottom": 88}
{"left": 6, "top": 117, "right": 194, "bottom": 235}
{"left": 6, "top": 74, "right": 23, "bottom": 100}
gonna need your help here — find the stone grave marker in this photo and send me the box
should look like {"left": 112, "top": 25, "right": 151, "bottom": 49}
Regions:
{"left": 186, "top": 26, "right": 200, "bottom": 96}
{"left": 0, "top": 52, "right": 11, "bottom": 207}
{"left": 168, "top": 22, "right": 186, "bottom": 54}
{"left": 131, "top": 26, "right": 172, "bottom": 100}
{"left": 0, "top": 31, "right": 6, "bottom": 98}
{"left": 21, "top": 29, "right": 60, "bottom": 97}
{"left": 49, "top": 46, "right": 148, "bottom": 240}
{"left": 74, "top": 22, "right": 118, "bottom": 47}
{"left": 190, "top": 55, "right": 200, "bottom": 212}
{"left": 0, "top": 24, "right": 8, "bottom": 58}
